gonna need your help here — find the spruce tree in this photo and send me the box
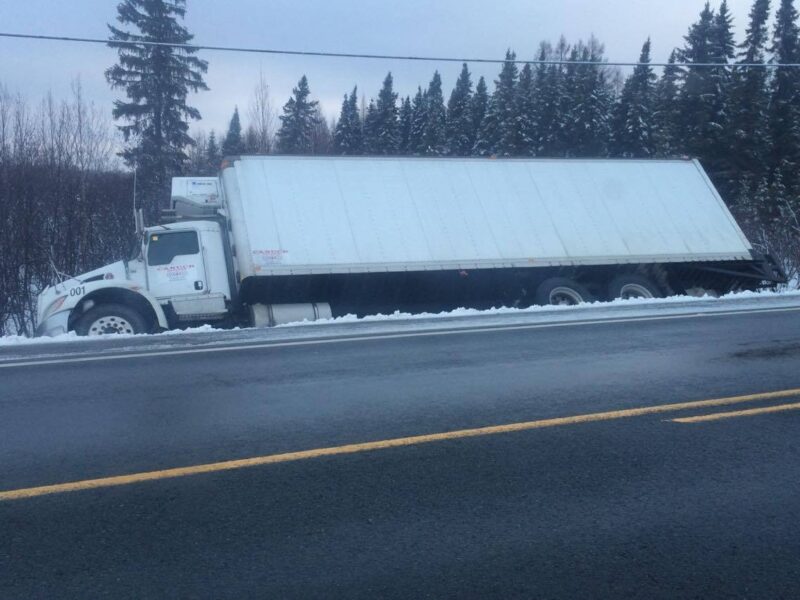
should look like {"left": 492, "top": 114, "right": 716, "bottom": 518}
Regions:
{"left": 106, "top": 0, "right": 208, "bottom": 221}
{"left": 533, "top": 42, "right": 565, "bottom": 156}
{"left": 678, "top": 2, "right": 717, "bottom": 147}
{"left": 469, "top": 76, "right": 489, "bottom": 155}
{"left": 711, "top": 0, "right": 738, "bottom": 194}
{"left": 611, "top": 39, "right": 656, "bottom": 157}
{"left": 421, "top": 71, "right": 447, "bottom": 155}
{"left": 516, "top": 63, "right": 537, "bottom": 156}
{"left": 398, "top": 96, "right": 413, "bottom": 154}
{"left": 372, "top": 73, "right": 400, "bottom": 155}
{"left": 653, "top": 50, "right": 683, "bottom": 156}
{"left": 678, "top": 2, "right": 733, "bottom": 180}
{"left": 362, "top": 100, "right": 380, "bottom": 154}
{"left": 333, "top": 87, "right": 363, "bottom": 155}
{"left": 222, "top": 106, "right": 245, "bottom": 157}
{"left": 333, "top": 90, "right": 350, "bottom": 154}
{"left": 732, "top": 174, "right": 769, "bottom": 243}
{"left": 446, "top": 64, "right": 474, "bottom": 156}
{"left": 492, "top": 50, "right": 522, "bottom": 156}
{"left": 276, "top": 75, "right": 320, "bottom": 154}
{"left": 409, "top": 87, "right": 428, "bottom": 155}
{"left": 714, "top": 0, "right": 737, "bottom": 60}
{"left": 769, "top": 0, "right": 800, "bottom": 193}
{"left": 310, "top": 107, "right": 333, "bottom": 155}
{"left": 206, "top": 130, "right": 221, "bottom": 174}
{"left": 563, "top": 39, "right": 613, "bottom": 157}
{"left": 731, "top": 0, "right": 772, "bottom": 181}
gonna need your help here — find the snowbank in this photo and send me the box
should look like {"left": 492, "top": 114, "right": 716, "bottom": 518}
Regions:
{"left": 3, "top": 289, "right": 800, "bottom": 347}
{"left": 0, "top": 324, "right": 226, "bottom": 346}
{"left": 275, "top": 288, "right": 800, "bottom": 327}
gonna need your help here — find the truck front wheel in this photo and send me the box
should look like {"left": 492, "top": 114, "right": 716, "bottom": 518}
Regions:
{"left": 74, "top": 303, "right": 148, "bottom": 336}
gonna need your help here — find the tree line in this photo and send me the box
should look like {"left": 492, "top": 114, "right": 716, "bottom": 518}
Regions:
{"left": 209, "top": 0, "right": 800, "bottom": 283}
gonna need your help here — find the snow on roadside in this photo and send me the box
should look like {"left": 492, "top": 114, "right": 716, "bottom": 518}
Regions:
{"left": 275, "top": 288, "right": 800, "bottom": 327}
{"left": 0, "top": 324, "right": 225, "bottom": 346}
{"left": 3, "top": 289, "right": 800, "bottom": 346}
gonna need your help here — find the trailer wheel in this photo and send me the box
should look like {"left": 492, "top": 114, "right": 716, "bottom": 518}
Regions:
{"left": 535, "top": 278, "right": 593, "bottom": 306}
{"left": 74, "top": 303, "right": 148, "bottom": 336}
{"left": 607, "top": 274, "right": 662, "bottom": 300}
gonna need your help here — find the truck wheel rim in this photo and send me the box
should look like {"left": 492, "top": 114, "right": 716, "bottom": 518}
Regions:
{"left": 549, "top": 287, "right": 584, "bottom": 306}
{"left": 619, "top": 283, "right": 654, "bottom": 300}
{"left": 87, "top": 316, "right": 134, "bottom": 336}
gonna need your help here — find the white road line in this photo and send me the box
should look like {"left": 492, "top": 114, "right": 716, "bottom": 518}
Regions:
{"left": 2, "top": 305, "right": 799, "bottom": 370}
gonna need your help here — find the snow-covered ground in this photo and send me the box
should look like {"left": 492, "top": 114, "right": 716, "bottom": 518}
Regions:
{"left": 277, "top": 289, "right": 800, "bottom": 328}
{"left": 3, "top": 289, "right": 800, "bottom": 348}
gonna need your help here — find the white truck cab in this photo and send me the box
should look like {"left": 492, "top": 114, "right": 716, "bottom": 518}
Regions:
{"left": 36, "top": 179, "right": 233, "bottom": 337}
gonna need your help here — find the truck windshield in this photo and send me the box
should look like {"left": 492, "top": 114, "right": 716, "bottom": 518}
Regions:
{"left": 147, "top": 231, "right": 199, "bottom": 266}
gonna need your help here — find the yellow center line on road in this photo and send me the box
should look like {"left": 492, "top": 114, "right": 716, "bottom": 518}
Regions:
{"left": 2, "top": 387, "right": 800, "bottom": 502}
{"left": 671, "top": 401, "right": 800, "bottom": 423}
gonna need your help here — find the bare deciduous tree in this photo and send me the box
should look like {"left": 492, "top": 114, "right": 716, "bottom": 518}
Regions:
{"left": 0, "top": 81, "right": 134, "bottom": 335}
{"left": 247, "top": 69, "right": 275, "bottom": 154}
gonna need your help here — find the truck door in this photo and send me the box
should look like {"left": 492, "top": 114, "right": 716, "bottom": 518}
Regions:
{"left": 146, "top": 230, "right": 206, "bottom": 299}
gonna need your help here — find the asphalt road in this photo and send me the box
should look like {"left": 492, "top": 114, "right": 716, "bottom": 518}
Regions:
{"left": 2, "top": 306, "right": 800, "bottom": 598}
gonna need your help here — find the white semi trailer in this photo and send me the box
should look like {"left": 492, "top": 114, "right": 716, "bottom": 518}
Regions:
{"left": 36, "top": 156, "right": 785, "bottom": 336}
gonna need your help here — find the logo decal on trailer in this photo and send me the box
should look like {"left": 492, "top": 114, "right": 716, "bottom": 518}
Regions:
{"left": 252, "top": 249, "right": 288, "bottom": 270}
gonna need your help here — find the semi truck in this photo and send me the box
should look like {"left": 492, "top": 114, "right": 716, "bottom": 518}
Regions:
{"left": 36, "top": 156, "right": 785, "bottom": 336}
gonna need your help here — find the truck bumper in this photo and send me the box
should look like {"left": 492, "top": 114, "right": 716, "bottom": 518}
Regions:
{"left": 35, "top": 310, "right": 70, "bottom": 337}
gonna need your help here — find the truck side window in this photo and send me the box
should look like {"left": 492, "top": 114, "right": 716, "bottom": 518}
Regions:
{"left": 147, "top": 231, "right": 200, "bottom": 266}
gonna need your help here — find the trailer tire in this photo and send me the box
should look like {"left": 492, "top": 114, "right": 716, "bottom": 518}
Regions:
{"left": 535, "top": 278, "right": 593, "bottom": 306}
{"left": 607, "top": 274, "right": 662, "bottom": 300}
{"left": 74, "top": 303, "right": 148, "bottom": 337}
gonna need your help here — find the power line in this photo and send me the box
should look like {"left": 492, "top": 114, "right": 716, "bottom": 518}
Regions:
{"left": 2, "top": 31, "right": 800, "bottom": 69}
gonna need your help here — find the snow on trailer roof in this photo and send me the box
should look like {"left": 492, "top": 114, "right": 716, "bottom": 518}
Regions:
{"left": 221, "top": 156, "right": 754, "bottom": 277}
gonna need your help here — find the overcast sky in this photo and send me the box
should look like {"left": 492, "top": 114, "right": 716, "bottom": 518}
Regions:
{"left": 0, "top": 0, "right": 760, "bottom": 135}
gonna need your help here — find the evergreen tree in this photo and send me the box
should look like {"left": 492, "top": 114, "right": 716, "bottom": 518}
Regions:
{"left": 563, "top": 39, "right": 613, "bottom": 157}
{"left": 678, "top": 2, "right": 717, "bottom": 143}
{"left": 409, "top": 87, "right": 428, "bottom": 155}
{"left": 474, "top": 51, "right": 521, "bottom": 156}
{"left": 712, "top": 0, "right": 738, "bottom": 194}
{"left": 398, "top": 96, "right": 413, "bottom": 154}
{"left": 310, "top": 107, "right": 333, "bottom": 155}
{"left": 732, "top": 174, "right": 770, "bottom": 242}
{"left": 653, "top": 50, "right": 683, "bottom": 156}
{"left": 678, "top": 2, "right": 733, "bottom": 179}
{"left": 516, "top": 63, "right": 537, "bottom": 155}
{"left": 493, "top": 50, "right": 522, "bottom": 156}
{"left": 533, "top": 41, "right": 566, "bottom": 156}
{"left": 371, "top": 72, "right": 400, "bottom": 155}
{"left": 469, "top": 76, "right": 489, "bottom": 155}
{"left": 421, "top": 71, "right": 447, "bottom": 155}
{"left": 769, "top": 0, "right": 800, "bottom": 192}
{"left": 445, "top": 64, "right": 474, "bottom": 156}
{"left": 276, "top": 75, "right": 320, "bottom": 154}
{"left": 730, "top": 0, "right": 772, "bottom": 180}
{"left": 714, "top": 0, "right": 737, "bottom": 60}
{"left": 333, "top": 87, "right": 363, "bottom": 154}
{"left": 206, "top": 130, "right": 221, "bottom": 174}
{"left": 222, "top": 106, "right": 245, "bottom": 157}
{"left": 362, "top": 100, "right": 380, "bottom": 154}
{"left": 611, "top": 39, "right": 657, "bottom": 157}
{"left": 106, "top": 0, "right": 208, "bottom": 221}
